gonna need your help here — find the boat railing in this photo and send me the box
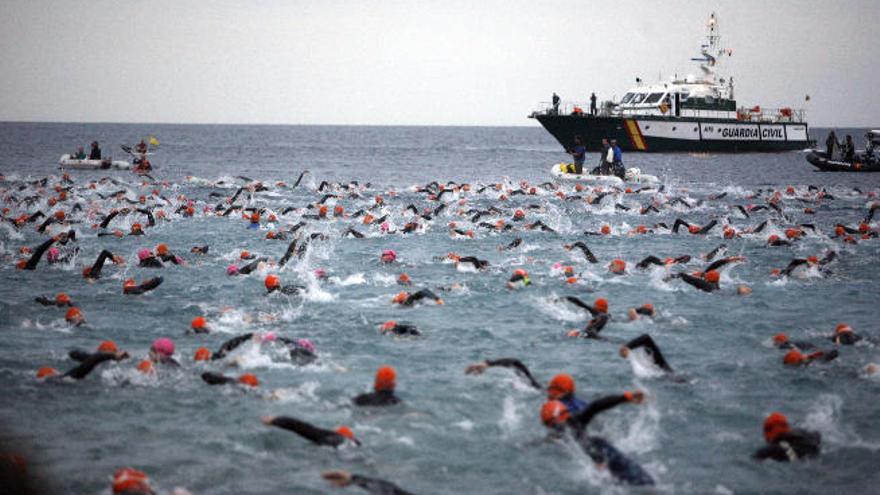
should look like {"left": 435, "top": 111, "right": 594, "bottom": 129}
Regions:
{"left": 530, "top": 101, "right": 611, "bottom": 117}
{"left": 736, "top": 107, "right": 807, "bottom": 124}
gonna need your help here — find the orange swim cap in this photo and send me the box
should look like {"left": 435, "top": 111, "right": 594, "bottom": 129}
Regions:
{"left": 194, "top": 347, "right": 211, "bottom": 361}
{"left": 566, "top": 276, "right": 578, "bottom": 284}
{"left": 65, "top": 307, "right": 83, "bottom": 323}
{"left": 123, "top": 279, "right": 136, "bottom": 290}
{"left": 112, "top": 468, "right": 150, "bottom": 494}
{"left": 835, "top": 323, "right": 853, "bottom": 334}
{"left": 763, "top": 412, "right": 790, "bottom": 442}
{"left": 835, "top": 225, "right": 845, "bottom": 236}
{"left": 723, "top": 227, "right": 735, "bottom": 239}
{"left": 54, "top": 210, "right": 65, "bottom": 220}
{"left": 609, "top": 259, "right": 626, "bottom": 274}
{"left": 363, "top": 214, "right": 375, "bottom": 225}
{"left": 374, "top": 366, "right": 396, "bottom": 391}
{"left": 130, "top": 223, "right": 142, "bottom": 232}
{"left": 137, "top": 360, "right": 154, "bottom": 374}
{"left": 785, "top": 228, "right": 801, "bottom": 239}
{"left": 238, "top": 373, "right": 259, "bottom": 387}
{"left": 336, "top": 426, "right": 355, "bottom": 441}
{"left": 806, "top": 256, "right": 819, "bottom": 264}
{"left": 55, "top": 293, "right": 71, "bottom": 305}
{"left": 334, "top": 205, "right": 344, "bottom": 216}
{"left": 785, "top": 186, "right": 795, "bottom": 195}
{"left": 319, "top": 205, "right": 328, "bottom": 218}
{"left": 37, "top": 367, "right": 59, "bottom": 379}
{"left": 594, "top": 298, "right": 609, "bottom": 313}
{"left": 240, "top": 250, "right": 250, "bottom": 259}
{"left": 250, "top": 212, "right": 260, "bottom": 223}
{"left": 770, "top": 268, "right": 781, "bottom": 276}
{"left": 398, "top": 273, "right": 411, "bottom": 284}
{"left": 156, "top": 243, "right": 169, "bottom": 256}
{"left": 392, "top": 291, "right": 408, "bottom": 304}
{"left": 191, "top": 316, "right": 207, "bottom": 331}
{"left": 513, "top": 268, "right": 528, "bottom": 278}
{"left": 97, "top": 341, "right": 118, "bottom": 353}
{"left": 600, "top": 224, "right": 611, "bottom": 235}
{"left": 625, "top": 187, "right": 633, "bottom": 194}
{"left": 540, "top": 400, "right": 570, "bottom": 426}
{"left": 265, "top": 274, "right": 280, "bottom": 291}
{"left": 635, "top": 225, "right": 648, "bottom": 234}
{"left": 688, "top": 225, "right": 701, "bottom": 234}
{"left": 772, "top": 333, "right": 789, "bottom": 345}
{"left": 563, "top": 266, "right": 574, "bottom": 276}
{"left": 705, "top": 270, "right": 720, "bottom": 283}
{"left": 767, "top": 234, "right": 779, "bottom": 243}
{"left": 547, "top": 373, "right": 575, "bottom": 399}
{"left": 575, "top": 184, "right": 584, "bottom": 192}
{"left": 783, "top": 350, "right": 804, "bottom": 366}
{"left": 266, "top": 231, "right": 276, "bottom": 239}
{"left": 859, "top": 223, "right": 870, "bottom": 233}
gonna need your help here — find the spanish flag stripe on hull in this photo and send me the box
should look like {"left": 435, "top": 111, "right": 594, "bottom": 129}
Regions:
{"left": 624, "top": 120, "right": 647, "bottom": 151}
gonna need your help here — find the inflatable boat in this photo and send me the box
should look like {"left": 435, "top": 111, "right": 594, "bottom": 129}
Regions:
{"left": 806, "top": 151, "right": 880, "bottom": 172}
{"left": 550, "top": 163, "right": 659, "bottom": 185}
{"left": 59, "top": 154, "right": 130, "bottom": 170}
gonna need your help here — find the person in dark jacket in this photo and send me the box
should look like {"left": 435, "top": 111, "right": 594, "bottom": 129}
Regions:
{"left": 825, "top": 130, "right": 839, "bottom": 159}
{"left": 89, "top": 141, "right": 101, "bottom": 160}
{"left": 753, "top": 412, "right": 820, "bottom": 461}
{"left": 843, "top": 135, "right": 855, "bottom": 163}
{"left": 590, "top": 92, "right": 598, "bottom": 116}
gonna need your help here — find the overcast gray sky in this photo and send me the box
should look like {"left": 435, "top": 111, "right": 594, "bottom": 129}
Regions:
{"left": 1, "top": 0, "right": 877, "bottom": 126}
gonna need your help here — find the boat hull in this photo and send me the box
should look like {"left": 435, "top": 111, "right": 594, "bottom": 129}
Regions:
{"left": 806, "top": 151, "right": 880, "bottom": 172}
{"left": 59, "top": 155, "right": 130, "bottom": 170}
{"left": 533, "top": 114, "right": 811, "bottom": 152}
{"left": 550, "top": 164, "right": 659, "bottom": 185}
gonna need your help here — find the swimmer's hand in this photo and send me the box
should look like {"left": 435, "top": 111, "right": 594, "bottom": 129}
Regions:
{"left": 322, "top": 470, "right": 353, "bottom": 487}
{"left": 619, "top": 346, "right": 630, "bottom": 358}
{"left": 114, "top": 351, "right": 130, "bottom": 361}
{"left": 112, "top": 255, "right": 125, "bottom": 265}
{"left": 567, "top": 330, "right": 581, "bottom": 338}
{"left": 625, "top": 391, "right": 645, "bottom": 404}
{"left": 260, "top": 415, "right": 275, "bottom": 426}
{"left": 465, "top": 362, "right": 488, "bottom": 375}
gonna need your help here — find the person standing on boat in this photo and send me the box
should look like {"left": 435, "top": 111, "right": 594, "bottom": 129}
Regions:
{"left": 611, "top": 139, "right": 625, "bottom": 179}
{"left": 88, "top": 141, "right": 101, "bottom": 160}
{"left": 825, "top": 131, "right": 839, "bottom": 160}
{"left": 552, "top": 92, "right": 560, "bottom": 115}
{"left": 590, "top": 92, "right": 597, "bottom": 116}
{"left": 73, "top": 146, "right": 86, "bottom": 159}
{"left": 842, "top": 135, "right": 855, "bottom": 163}
{"left": 594, "top": 139, "right": 612, "bottom": 175}
{"left": 567, "top": 135, "right": 586, "bottom": 174}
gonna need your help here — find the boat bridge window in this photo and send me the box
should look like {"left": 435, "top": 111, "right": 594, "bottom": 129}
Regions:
{"left": 620, "top": 93, "right": 635, "bottom": 104}
{"left": 644, "top": 92, "right": 665, "bottom": 104}
{"left": 632, "top": 93, "right": 647, "bottom": 104}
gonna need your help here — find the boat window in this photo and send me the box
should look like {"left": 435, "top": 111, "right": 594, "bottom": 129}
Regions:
{"left": 644, "top": 92, "right": 665, "bottom": 104}
{"left": 620, "top": 93, "right": 635, "bottom": 104}
{"left": 632, "top": 93, "right": 647, "bottom": 104}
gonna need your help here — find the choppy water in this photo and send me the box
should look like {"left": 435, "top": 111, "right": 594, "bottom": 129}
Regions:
{"left": 1, "top": 123, "right": 879, "bottom": 495}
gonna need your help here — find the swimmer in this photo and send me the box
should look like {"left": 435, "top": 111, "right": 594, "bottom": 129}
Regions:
{"left": 37, "top": 349, "right": 129, "bottom": 381}
{"left": 322, "top": 471, "right": 413, "bottom": 495}
{"left": 261, "top": 416, "right": 360, "bottom": 447}
{"left": 380, "top": 249, "right": 397, "bottom": 263}
{"left": 210, "top": 332, "right": 317, "bottom": 365}
{"left": 137, "top": 248, "right": 163, "bottom": 268}
{"left": 35, "top": 293, "right": 73, "bottom": 307}
{"left": 499, "top": 237, "right": 523, "bottom": 251}
{"left": 123, "top": 277, "right": 163, "bottom": 295}
{"left": 264, "top": 274, "right": 305, "bottom": 295}
{"left": 777, "top": 251, "right": 837, "bottom": 277}
{"left": 190, "top": 316, "right": 209, "bottom": 334}
{"left": 147, "top": 338, "right": 180, "bottom": 367}
{"left": 230, "top": 257, "right": 268, "bottom": 276}
{"left": 753, "top": 412, "right": 820, "bottom": 461}
{"left": 392, "top": 289, "right": 444, "bottom": 306}
{"left": 619, "top": 334, "right": 674, "bottom": 373}
{"left": 671, "top": 218, "right": 717, "bottom": 234}
{"left": 540, "top": 392, "right": 653, "bottom": 485}
{"left": 201, "top": 372, "right": 259, "bottom": 387}
{"left": 456, "top": 256, "right": 489, "bottom": 270}
{"left": 671, "top": 269, "right": 720, "bottom": 292}
{"left": 771, "top": 333, "right": 816, "bottom": 351}
{"left": 379, "top": 321, "right": 420, "bottom": 336}
{"left": 190, "top": 245, "right": 209, "bottom": 255}
{"left": 465, "top": 361, "right": 587, "bottom": 413}
{"left": 396, "top": 273, "right": 412, "bottom": 286}
{"left": 353, "top": 366, "right": 400, "bottom": 406}
{"left": 82, "top": 250, "right": 124, "bottom": 280}
{"left": 635, "top": 255, "right": 691, "bottom": 269}
{"left": 155, "top": 243, "right": 184, "bottom": 265}
{"left": 782, "top": 348, "right": 838, "bottom": 366}
{"left": 506, "top": 269, "right": 531, "bottom": 289}
{"left": 65, "top": 307, "right": 86, "bottom": 326}
{"left": 830, "top": 323, "right": 861, "bottom": 345}
{"left": 626, "top": 303, "right": 655, "bottom": 321}
{"left": 563, "top": 242, "right": 598, "bottom": 263}
{"left": 16, "top": 233, "right": 70, "bottom": 270}
{"left": 561, "top": 296, "right": 607, "bottom": 317}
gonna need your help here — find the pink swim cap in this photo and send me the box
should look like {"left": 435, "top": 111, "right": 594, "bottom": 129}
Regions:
{"left": 137, "top": 248, "right": 152, "bottom": 261}
{"left": 381, "top": 249, "right": 397, "bottom": 262}
{"left": 150, "top": 337, "right": 175, "bottom": 357}
{"left": 314, "top": 268, "right": 327, "bottom": 279}
{"left": 380, "top": 222, "right": 390, "bottom": 232}
{"left": 552, "top": 262, "right": 562, "bottom": 270}
{"left": 226, "top": 264, "right": 240, "bottom": 275}
{"left": 261, "top": 331, "right": 277, "bottom": 342}
{"left": 296, "top": 338, "right": 315, "bottom": 354}
{"left": 47, "top": 247, "right": 60, "bottom": 263}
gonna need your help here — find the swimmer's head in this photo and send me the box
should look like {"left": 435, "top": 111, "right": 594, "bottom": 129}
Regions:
{"left": 259, "top": 331, "right": 277, "bottom": 342}
{"left": 156, "top": 244, "right": 169, "bottom": 256}
{"left": 513, "top": 209, "right": 525, "bottom": 220}
{"left": 318, "top": 205, "right": 328, "bottom": 218}
{"left": 314, "top": 268, "right": 328, "bottom": 279}
{"left": 150, "top": 338, "right": 175, "bottom": 358}
{"left": 736, "top": 285, "right": 752, "bottom": 296}
{"left": 397, "top": 273, "right": 411, "bottom": 285}
{"left": 763, "top": 412, "right": 790, "bottom": 442}
{"left": 296, "top": 338, "right": 315, "bottom": 354}
{"left": 783, "top": 350, "right": 804, "bottom": 366}
{"left": 392, "top": 291, "right": 408, "bottom": 304}
{"left": 65, "top": 307, "right": 84, "bottom": 324}
{"left": 600, "top": 224, "right": 611, "bottom": 235}
{"left": 194, "top": 347, "right": 211, "bottom": 361}
{"left": 772, "top": 333, "right": 789, "bottom": 346}
{"left": 137, "top": 249, "right": 152, "bottom": 261}
{"left": 250, "top": 212, "right": 260, "bottom": 223}
{"left": 55, "top": 293, "right": 71, "bottom": 305}
{"left": 130, "top": 223, "right": 143, "bottom": 234}
{"left": 767, "top": 234, "right": 780, "bottom": 243}
{"left": 704, "top": 270, "right": 720, "bottom": 284}
{"left": 112, "top": 468, "right": 151, "bottom": 494}
{"left": 379, "top": 321, "right": 397, "bottom": 333}
{"left": 123, "top": 278, "right": 136, "bottom": 290}
{"left": 265, "top": 274, "right": 280, "bottom": 291}
{"left": 835, "top": 323, "right": 853, "bottom": 335}
{"left": 240, "top": 250, "right": 250, "bottom": 260}
{"left": 97, "top": 341, "right": 118, "bottom": 353}
{"left": 238, "top": 373, "right": 259, "bottom": 387}
{"left": 785, "top": 228, "right": 801, "bottom": 239}
{"left": 37, "top": 367, "right": 59, "bottom": 379}
{"left": 374, "top": 366, "right": 396, "bottom": 392}
{"left": 594, "top": 298, "right": 608, "bottom": 314}
{"left": 540, "top": 400, "right": 570, "bottom": 427}
{"left": 226, "top": 264, "right": 239, "bottom": 276}
{"left": 336, "top": 426, "right": 355, "bottom": 441}
{"left": 609, "top": 259, "right": 626, "bottom": 274}
{"left": 381, "top": 249, "right": 397, "bottom": 263}
{"left": 547, "top": 373, "right": 575, "bottom": 400}
{"left": 46, "top": 247, "right": 60, "bottom": 263}
{"left": 687, "top": 224, "right": 700, "bottom": 234}
{"left": 380, "top": 222, "right": 390, "bottom": 232}
{"left": 191, "top": 317, "right": 207, "bottom": 331}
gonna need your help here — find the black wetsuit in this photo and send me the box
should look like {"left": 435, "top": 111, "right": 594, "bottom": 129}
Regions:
{"left": 457, "top": 256, "right": 489, "bottom": 270}
{"left": 348, "top": 474, "right": 414, "bottom": 495}
{"left": 562, "top": 297, "right": 604, "bottom": 317}
{"left": 239, "top": 257, "right": 268, "bottom": 275}
{"left": 22, "top": 238, "right": 56, "bottom": 270}
{"left": 753, "top": 429, "right": 821, "bottom": 461}
{"left": 832, "top": 332, "right": 862, "bottom": 345}
{"left": 56, "top": 352, "right": 120, "bottom": 380}
{"left": 267, "top": 416, "right": 358, "bottom": 447}
{"left": 565, "top": 242, "right": 598, "bottom": 263}
{"left": 123, "top": 277, "right": 163, "bottom": 295}
{"left": 139, "top": 256, "right": 164, "bottom": 268}
{"left": 201, "top": 372, "right": 239, "bottom": 385}
{"left": 401, "top": 289, "right": 441, "bottom": 306}
{"left": 382, "top": 323, "right": 420, "bottom": 336}
{"left": 624, "top": 335, "right": 673, "bottom": 372}
{"left": 353, "top": 390, "right": 400, "bottom": 406}
{"left": 482, "top": 358, "right": 542, "bottom": 389}
{"left": 676, "top": 273, "right": 718, "bottom": 292}
{"left": 84, "top": 250, "right": 115, "bottom": 279}
{"left": 561, "top": 395, "right": 654, "bottom": 485}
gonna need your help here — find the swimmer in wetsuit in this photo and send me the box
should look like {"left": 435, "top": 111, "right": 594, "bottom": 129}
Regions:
{"left": 619, "top": 334, "right": 674, "bottom": 373}
{"left": 465, "top": 360, "right": 588, "bottom": 414}
{"left": 122, "top": 277, "right": 163, "bottom": 295}
{"left": 35, "top": 293, "right": 73, "bottom": 307}
{"left": 635, "top": 255, "right": 691, "bottom": 269}
{"left": 392, "top": 289, "right": 444, "bottom": 306}
{"left": 541, "top": 392, "right": 654, "bottom": 486}
{"left": 672, "top": 269, "right": 720, "bottom": 292}
{"left": 830, "top": 324, "right": 862, "bottom": 345}
{"left": 262, "top": 416, "right": 360, "bottom": 447}
{"left": 379, "top": 321, "right": 420, "bottom": 336}
{"left": 753, "top": 412, "right": 821, "bottom": 462}
{"left": 201, "top": 372, "right": 259, "bottom": 387}
{"left": 210, "top": 332, "right": 317, "bottom": 365}
{"left": 322, "top": 471, "right": 413, "bottom": 495}
{"left": 16, "top": 231, "right": 75, "bottom": 270}
{"left": 82, "top": 250, "right": 124, "bottom": 280}
{"left": 671, "top": 218, "right": 717, "bottom": 234}
{"left": 37, "top": 350, "right": 129, "bottom": 381}
{"left": 563, "top": 242, "right": 598, "bottom": 263}
{"left": 264, "top": 274, "right": 305, "bottom": 295}
{"left": 353, "top": 366, "right": 400, "bottom": 406}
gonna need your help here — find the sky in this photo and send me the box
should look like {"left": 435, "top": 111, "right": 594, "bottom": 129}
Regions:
{"left": 1, "top": 0, "right": 877, "bottom": 126}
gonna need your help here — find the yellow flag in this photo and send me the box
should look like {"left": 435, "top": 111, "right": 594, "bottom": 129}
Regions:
{"left": 149, "top": 136, "right": 160, "bottom": 146}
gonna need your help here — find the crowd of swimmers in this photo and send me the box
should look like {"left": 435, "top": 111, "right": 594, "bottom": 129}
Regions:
{"left": 1, "top": 167, "right": 878, "bottom": 494}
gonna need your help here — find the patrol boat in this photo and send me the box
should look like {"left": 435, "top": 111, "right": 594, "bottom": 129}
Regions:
{"left": 530, "top": 13, "right": 813, "bottom": 153}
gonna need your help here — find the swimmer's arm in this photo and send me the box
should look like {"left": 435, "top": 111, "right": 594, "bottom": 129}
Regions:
{"left": 677, "top": 273, "right": 715, "bottom": 292}
{"left": 704, "top": 256, "right": 745, "bottom": 273}
{"left": 477, "top": 358, "right": 542, "bottom": 389}
{"left": 212, "top": 333, "right": 255, "bottom": 360}
{"left": 35, "top": 296, "right": 55, "bottom": 306}
{"left": 63, "top": 352, "right": 119, "bottom": 379}
{"left": 621, "top": 334, "right": 673, "bottom": 372}
{"left": 752, "top": 445, "right": 790, "bottom": 461}
{"left": 201, "top": 372, "right": 236, "bottom": 385}
{"left": 98, "top": 210, "right": 119, "bottom": 229}
{"left": 25, "top": 238, "right": 56, "bottom": 270}
{"left": 584, "top": 314, "right": 609, "bottom": 337}
{"left": 265, "top": 416, "right": 344, "bottom": 447}
{"left": 350, "top": 474, "right": 414, "bottom": 495}
{"left": 68, "top": 349, "right": 92, "bottom": 362}
{"left": 697, "top": 219, "right": 718, "bottom": 234}
{"left": 636, "top": 256, "right": 664, "bottom": 269}
{"left": 570, "top": 394, "right": 634, "bottom": 429}
{"left": 563, "top": 296, "right": 598, "bottom": 316}
{"left": 780, "top": 259, "right": 808, "bottom": 277}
